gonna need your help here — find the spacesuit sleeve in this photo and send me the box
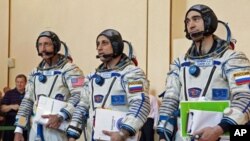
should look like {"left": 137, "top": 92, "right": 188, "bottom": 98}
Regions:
{"left": 60, "top": 63, "right": 85, "bottom": 120}
{"left": 219, "top": 51, "right": 250, "bottom": 131}
{"left": 120, "top": 66, "right": 150, "bottom": 136}
{"left": 157, "top": 58, "right": 181, "bottom": 137}
{"left": 15, "top": 69, "right": 36, "bottom": 129}
{"left": 66, "top": 76, "right": 90, "bottom": 139}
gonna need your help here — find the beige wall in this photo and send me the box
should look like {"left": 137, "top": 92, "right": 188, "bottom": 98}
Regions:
{"left": 172, "top": 0, "right": 250, "bottom": 59}
{"left": 9, "top": 0, "right": 149, "bottom": 87}
{"left": 0, "top": 0, "right": 9, "bottom": 90}
{"left": 0, "top": 0, "right": 171, "bottom": 96}
{"left": 148, "top": 0, "right": 170, "bottom": 94}
{"left": 1, "top": 0, "right": 250, "bottom": 95}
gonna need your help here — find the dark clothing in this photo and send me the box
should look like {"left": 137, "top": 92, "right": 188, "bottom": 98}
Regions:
{"left": 1, "top": 88, "right": 24, "bottom": 123}
{"left": 140, "top": 118, "right": 155, "bottom": 141}
{"left": 0, "top": 98, "right": 5, "bottom": 140}
{"left": 1, "top": 88, "right": 28, "bottom": 141}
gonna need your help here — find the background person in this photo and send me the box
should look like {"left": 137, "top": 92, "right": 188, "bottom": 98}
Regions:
{"left": 1, "top": 74, "right": 28, "bottom": 141}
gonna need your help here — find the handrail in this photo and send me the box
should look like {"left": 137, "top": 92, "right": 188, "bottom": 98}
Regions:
{"left": 0, "top": 126, "right": 15, "bottom": 131}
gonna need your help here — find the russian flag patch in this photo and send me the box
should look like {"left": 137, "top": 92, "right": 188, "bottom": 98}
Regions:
{"left": 128, "top": 81, "right": 143, "bottom": 93}
{"left": 234, "top": 71, "right": 250, "bottom": 85}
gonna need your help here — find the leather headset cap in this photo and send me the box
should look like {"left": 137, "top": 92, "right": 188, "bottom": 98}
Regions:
{"left": 36, "top": 31, "right": 61, "bottom": 54}
{"left": 97, "top": 29, "right": 124, "bottom": 57}
{"left": 185, "top": 4, "right": 218, "bottom": 39}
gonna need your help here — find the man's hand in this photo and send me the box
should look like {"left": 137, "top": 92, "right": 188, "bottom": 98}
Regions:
{"left": 103, "top": 130, "right": 129, "bottom": 141}
{"left": 42, "top": 114, "right": 63, "bottom": 129}
{"left": 68, "top": 137, "right": 76, "bottom": 141}
{"left": 12, "top": 104, "right": 20, "bottom": 111}
{"left": 0, "top": 116, "right": 4, "bottom": 121}
{"left": 160, "top": 139, "right": 166, "bottom": 141}
{"left": 14, "top": 133, "right": 24, "bottom": 141}
{"left": 193, "top": 125, "right": 223, "bottom": 141}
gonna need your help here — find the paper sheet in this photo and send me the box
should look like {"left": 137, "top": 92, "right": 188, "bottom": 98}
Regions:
{"left": 94, "top": 108, "right": 138, "bottom": 141}
{"left": 33, "top": 96, "right": 69, "bottom": 131}
{"left": 187, "top": 109, "right": 223, "bottom": 134}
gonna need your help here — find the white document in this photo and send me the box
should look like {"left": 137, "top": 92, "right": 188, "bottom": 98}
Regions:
{"left": 94, "top": 108, "right": 138, "bottom": 141}
{"left": 33, "top": 96, "right": 69, "bottom": 131}
{"left": 187, "top": 109, "right": 223, "bottom": 135}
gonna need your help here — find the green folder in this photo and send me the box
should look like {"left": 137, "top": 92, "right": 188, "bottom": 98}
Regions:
{"left": 180, "top": 101, "right": 230, "bottom": 137}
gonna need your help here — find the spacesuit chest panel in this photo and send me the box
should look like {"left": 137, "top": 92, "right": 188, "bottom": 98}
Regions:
{"left": 34, "top": 69, "right": 69, "bottom": 101}
{"left": 90, "top": 71, "right": 127, "bottom": 110}
{"left": 179, "top": 57, "right": 229, "bottom": 101}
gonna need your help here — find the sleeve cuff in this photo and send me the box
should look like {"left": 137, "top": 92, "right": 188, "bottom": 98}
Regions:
{"left": 159, "top": 132, "right": 166, "bottom": 140}
{"left": 66, "top": 125, "right": 82, "bottom": 139}
{"left": 58, "top": 111, "right": 67, "bottom": 120}
{"left": 218, "top": 120, "right": 231, "bottom": 132}
{"left": 14, "top": 126, "right": 23, "bottom": 134}
{"left": 157, "top": 128, "right": 172, "bottom": 140}
{"left": 120, "top": 124, "right": 136, "bottom": 136}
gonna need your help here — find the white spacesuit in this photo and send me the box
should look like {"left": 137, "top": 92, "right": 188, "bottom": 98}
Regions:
{"left": 14, "top": 31, "right": 84, "bottom": 141}
{"left": 157, "top": 4, "right": 250, "bottom": 141}
{"left": 67, "top": 29, "right": 150, "bottom": 141}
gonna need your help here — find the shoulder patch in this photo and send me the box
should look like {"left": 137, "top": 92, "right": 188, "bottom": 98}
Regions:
{"left": 234, "top": 71, "right": 250, "bottom": 85}
{"left": 71, "top": 76, "right": 84, "bottom": 87}
{"left": 17, "top": 116, "right": 28, "bottom": 127}
{"left": 128, "top": 81, "right": 143, "bottom": 93}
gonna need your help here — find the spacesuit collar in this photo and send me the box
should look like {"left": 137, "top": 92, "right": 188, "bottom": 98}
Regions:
{"left": 192, "top": 40, "right": 217, "bottom": 56}
{"left": 96, "top": 53, "right": 132, "bottom": 72}
{"left": 37, "top": 54, "right": 68, "bottom": 70}
{"left": 186, "top": 35, "right": 229, "bottom": 59}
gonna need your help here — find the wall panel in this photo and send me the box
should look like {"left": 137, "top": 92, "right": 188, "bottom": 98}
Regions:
{"left": 0, "top": 0, "right": 9, "bottom": 90}
{"left": 9, "top": 0, "right": 148, "bottom": 88}
{"left": 148, "top": 0, "right": 171, "bottom": 95}
{"left": 172, "top": 0, "right": 250, "bottom": 59}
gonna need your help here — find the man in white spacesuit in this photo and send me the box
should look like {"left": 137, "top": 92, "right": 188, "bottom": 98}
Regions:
{"left": 157, "top": 4, "right": 250, "bottom": 141}
{"left": 14, "top": 31, "right": 84, "bottom": 141}
{"left": 67, "top": 29, "right": 150, "bottom": 141}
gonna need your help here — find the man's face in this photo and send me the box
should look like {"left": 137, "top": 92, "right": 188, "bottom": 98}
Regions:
{"left": 185, "top": 11, "right": 205, "bottom": 40}
{"left": 37, "top": 37, "right": 55, "bottom": 60}
{"left": 96, "top": 35, "right": 113, "bottom": 62}
{"left": 15, "top": 77, "right": 26, "bottom": 92}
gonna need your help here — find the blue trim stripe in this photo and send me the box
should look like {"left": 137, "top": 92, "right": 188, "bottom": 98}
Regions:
{"left": 121, "top": 124, "right": 136, "bottom": 136}
{"left": 213, "top": 60, "right": 221, "bottom": 65}
{"left": 243, "top": 101, "right": 250, "bottom": 113}
{"left": 159, "top": 115, "right": 169, "bottom": 121}
{"left": 61, "top": 109, "right": 71, "bottom": 120}
{"left": 181, "top": 62, "right": 191, "bottom": 67}
{"left": 157, "top": 127, "right": 172, "bottom": 134}
{"left": 135, "top": 93, "right": 145, "bottom": 117}
{"left": 222, "top": 117, "right": 238, "bottom": 125}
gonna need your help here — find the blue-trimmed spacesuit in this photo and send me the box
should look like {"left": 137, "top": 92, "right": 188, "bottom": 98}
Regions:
{"left": 157, "top": 36, "right": 250, "bottom": 140}
{"left": 157, "top": 4, "right": 250, "bottom": 141}
{"left": 67, "top": 29, "right": 150, "bottom": 140}
{"left": 68, "top": 54, "right": 150, "bottom": 140}
{"left": 14, "top": 31, "right": 84, "bottom": 141}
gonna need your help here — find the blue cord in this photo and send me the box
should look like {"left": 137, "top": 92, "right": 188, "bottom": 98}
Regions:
{"left": 218, "top": 20, "right": 231, "bottom": 43}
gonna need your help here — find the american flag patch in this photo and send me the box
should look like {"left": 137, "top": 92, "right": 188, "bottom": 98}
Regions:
{"left": 128, "top": 81, "right": 143, "bottom": 93}
{"left": 234, "top": 71, "right": 250, "bottom": 85}
{"left": 71, "top": 76, "right": 84, "bottom": 87}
